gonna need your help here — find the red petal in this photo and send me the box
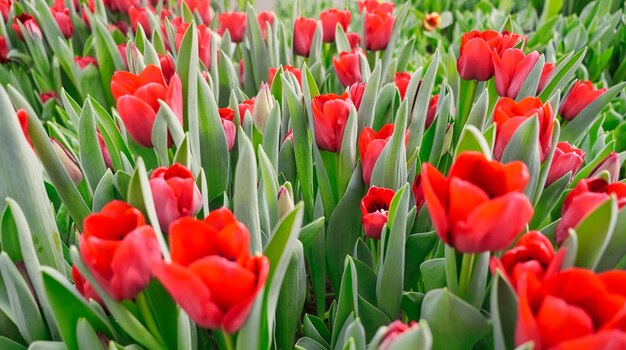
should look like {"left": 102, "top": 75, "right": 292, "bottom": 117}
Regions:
{"left": 536, "top": 295, "right": 594, "bottom": 348}
{"left": 117, "top": 96, "right": 157, "bottom": 147}
{"left": 421, "top": 163, "right": 450, "bottom": 244}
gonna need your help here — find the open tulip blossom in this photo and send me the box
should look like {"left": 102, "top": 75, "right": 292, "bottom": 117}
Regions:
{"left": 1, "top": 0, "right": 626, "bottom": 349}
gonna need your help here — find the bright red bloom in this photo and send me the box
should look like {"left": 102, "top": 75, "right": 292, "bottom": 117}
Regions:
{"left": 238, "top": 98, "right": 255, "bottom": 123}
{"left": 268, "top": 65, "right": 302, "bottom": 87}
{"left": 78, "top": 201, "right": 161, "bottom": 300}
{"left": 361, "top": 186, "right": 394, "bottom": 239}
{"left": 159, "top": 54, "right": 175, "bottom": 83}
{"left": 293, "top": 17, "right": 318, "bottom": 57}
{"left": 346, "top": 32, "right": 361, "bottom": 49}
{"left": 72, "top": 266, "right": 103, "bottom": 304}
{"left": 516, "top": 268, "right": 626, "bottom": 350}
{"left": 545, "top": 142, "right": 585, "bottom": 187}
{"left": 239, "top": 59, "right": 244, "bottom": 85}
{"left": 319, "top": 9, "right": 351, "bottom": 43}
{"left": 16, "top": 109, "right": 31, "bottom": 148}
{"left": 359, "top": 124, "right": 395, "bottom": 185}
{"left": 75, "top": 56, "right": 98, "bottom": 70}
{"left": 333, "top": 49, "right": 362, "bottom": 87}
{"left": 364, "top": 10, "right": 394, "bottom": 51}
{"left": 312, "top": 93, "right": 353, "bottom": 152}
{"left": 379, "top": 320, "right": 420, "bottom": 350}
{"left": 218, "top": 11, "right": 247, "bottom": 43}
{"left": 412, "top": 175, "right": 425, "bottom": 212}
{"left": 257, "top": 11, "right": 275, "bottom": 39}
{"left": 129, "top": 6, "right": 151, "bottom": 33}
{"left": 153, "top": 208, "right": 269, "bottom": 332}
{"left": 150, "top": 163, "right": 202, "bottom": 232}
{"left": 493, "top": 49, "right": 540, "bottom": 99}
{"left": 12, "top": 14, "right": 42, "bottom": 40}
{"left": 560, "top": 80, "right": 607, "bottom": 121}
{"left": 51, "top": 0, "right": 73, "bottom": 38}
{"left": 349, "top": 82, "right": 366, "bottom": 110}
{"left": 218, "top": 108, "right": 237, "bottom": 150}
{"left": 0, "top": 0, "right": 10, "bottom": 21}
{"left": 106, "top": 0, "right": 139, "bottom": 13}
{"left": 457, "top": 30, "right": 523, "bottom": 81}
{"left": 40, "top": 91, "right": 57, "bottom": 103}
{"left": 537, "top": 62, "right": 555, "bottom": 94}
{"left": 110, "top": 64, "right": 183, "bottom": 147}
{"left": 180, "top": 0, "right": 210, "bottom": 24}
{"left": 426, "top": 95, "right": 439, "bottom": 130}
{"left": 555, "top": 178, "right": 626, "bottom": 245}
{"left": 394, "top": 72, "right": 411, "bottom": 100}
{"left": 174, "top": 22, "right": 212, "bottom": 69}
{"left": 493, "top": 97, "right": 554, "bottom": 162}
{"left": 0, "top": 37, "right": 8, "bottom": 63}
{"left": 422, "top": 152, "right": 533, "bottom": 253}
{"left": 358, "top": 0, "right": 394, "bottom": 14}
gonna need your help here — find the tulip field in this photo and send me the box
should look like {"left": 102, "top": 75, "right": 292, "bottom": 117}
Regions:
{"left": 2, "top": 0, "right": 626, "bottom": 349}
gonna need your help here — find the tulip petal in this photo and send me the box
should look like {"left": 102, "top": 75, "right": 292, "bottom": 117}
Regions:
{"left": 150, "top": 177, "right": 182, "bottom": 232}
{"left": 421, "top": 163, "right": 450, "bottom": 244}
{"left": 555, "top": 192, "right": 608, "bottom": 244}
{"left": 553, "top": 330, "right": 626, "bottom": 350}
{"left": 223, "top": 255, "right": 269, "bottom": 333}
{"left": 117, "top": 95, "right": 157, "bottom": 147}
{"left": 536, "top": 295, "right": 594, "bottom": 348}
{"left": 447, "top": 177, "right": 489, "bottom": 227}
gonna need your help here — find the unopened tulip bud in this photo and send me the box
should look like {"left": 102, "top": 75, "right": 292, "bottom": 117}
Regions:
{"left": 590, "top": 152, "right": 620, "bottom": 183}
{"left": 253, "top": 83, "right": 274, "bottom": 133}
{"left": 278, "top": 186, "right": 294, "bottom": 218}
{"left": 51, "top": 138, "right": 83, "bottom": 184}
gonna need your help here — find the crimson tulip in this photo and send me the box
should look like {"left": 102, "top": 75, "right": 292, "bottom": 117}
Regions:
{"left": 72, "top": 266, "right": 103, "bottom": 304}
{"left": 537, "top": 62, "right": 555, "bottom": 94}
{"left": 293, "top": 17, "right": 318, "bottom": 57}
{"left": 333, "top": 49, "right": 363, "bottom": 87}
{"left": 359, "top": 124, "right": 394, "bottom": 185}
{"left": 159, "top": 54, "right": 175, "bottom": 83}
{"left": 218, "top": 108, "right": 237, "bottom": 150}
{"left": 364, "top": 10, "right": 394, "bottom": 51}
{"left": 457, "top": 30, "right": 523, "bottom": 81}
{"left": 174, "top": 22, "right": 211, "bottom": 69}
{"left": 493, "top": 49, "right": 540, "bottom": 99}
{"left": 110, "top": 64, "right": 183, "bottom": 147}
{"left": 560, "top": 80, "right": 607, "bottom": 121}
{"left": 312, "top": 93, "right": 353, "bottom": 152}
{"left": 422, "top": 151, "right": 533, "bottom": 253}
{"left": 394, "top": 72, "right": 411, "bottom": 100}
{"left": 361, "top": 186, "right": 395, "bottom": 239}
{"left": 51, "top": 0, "right": 73, "bottom": 38}
{"left": 257, "top": 11, "right": 275, "bottom": 39}
{"left": 218, "top": 11, "right": 247, "bottom": 43}
{"left": 239, "top": 98, "right": 255, "bottom": 123}
{"left": 349, "top": 82, "right": 366, "bottom": 110}
{"left": 319, "top": 9, "right": 351, "bottom": 43}
{"left": 268, "top": 65, "right": 302, "bottom": 87}
{"left": 180, "top": 0, "right": 210, "bottom": 24}
{"left": 78, "top": 201, "right": 161, "bottom": 300}
{"left": 75, "top": 56, "right": 98, "bottom": 70}
{"left": 426, "top": 95, "right": 439, "bottom": 129}
{"left": 412, "top": 175, "right": 425, "bottom": 212}
{"left": 545, "top": 142, "right": 585, "bottom": 187}
{"left": 0, "top": 0, "right": 9, "bottom": 21}
{"left": 150, "top": 163, "right": 202, "bottom": 232}
{"left": 423, "top": 12, "right": 441, "bottom": 31}
{"left": 346, "top": 32, "right": 361, "bottom": 49}
{"left": 358, "top": 0, "right": 394, "bottom": 14}
{"left": 129, "top": 6, "right": 151, "bottom": 33}
{"left": 516, "top": 268, "right": 626, "bottom": 350}
{"left": 0, "top": 37, "right": 8, "bottom": 63}
{"left": 16, "top": 109, "right": 31, "bottom": 148}
{"left": 40, "top": 91, "right": 57, "bottom": 103}
{"left": 555, "top": 178, "right": 626, "bottom": 244}
{"left": 493, "top": 97, "right": 554, "bottom": 162}
{"left": 239, "top": 59, "right": 245, "bottom": 85}
{"left": 379, "top": 320, "right": 420, "bottom": 350}
{"left": 12, "top": 14, "right": 41, "bottom": 40}
{"left": 106, "top": 0, "right": 139, "bottom": 12}
{"left": 153, "top": 208, "right": 269, "bottom": 332}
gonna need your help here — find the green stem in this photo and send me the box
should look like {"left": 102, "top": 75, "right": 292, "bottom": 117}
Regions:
{"left": 458, "top": 253, "right": 477, "bottom": 299}
{"left": 444, "top": 245, "right": 459, "bottom": 294}
{"left": 216, "top": 329, "right": 235, "bottom": 350}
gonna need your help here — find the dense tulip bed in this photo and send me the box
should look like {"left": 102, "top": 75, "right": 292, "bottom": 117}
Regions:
{"left": 1, "top": 0, "right": 626, "bottom": 349}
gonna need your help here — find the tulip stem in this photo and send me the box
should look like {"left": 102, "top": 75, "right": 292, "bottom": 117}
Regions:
{"left": 216, "top": 329, "right": 235, "bottom": 350}
{"left": 458, "top": 252, "right": 477, "bottom": 299}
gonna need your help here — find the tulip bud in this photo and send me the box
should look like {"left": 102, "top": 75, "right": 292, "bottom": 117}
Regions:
{"left": 394, "top": 72, "right": 411, "bottom": 100}
{"left": 364, "top": 10, "right": 395, "bottom": 51}
{"left": 361, "top": 186, "right": 395, "bottom": 239}
{"left": 51, "top": 0, "right": 73, "bottom": 38}
{"left": 492, "top": 49, "right": 540, "bottom": 99}
{"left": 333, "top": 49, "right": 363, "bottom": 87}
{"left": 379, "top": 320, "right": 420, "bottom": 350}
{"left": 312, "top": 93, "right": 353, "bottom": 152}
{"left": 589, "top": 152, "right": 620, "bottom": 183}
{"left": 51, "top": 138, "right": 83, "bottom": 184}
{"left": 75, "top": 56, "right": 98, "bottom": 70}
{"left": 13, "top": 14, "right": 42, "bottom": 40}
{"left": 277, "top": 186, "right": 294, "bottom": 218}
{"left": 349, "top": 82, "right": 366, "bottom": 110}
{"left": 179, "top": 0, "right": 211, "bottom": 25}
{"left": 257, "top": 11, "right": 275, "bottom": 39}
{"left": 218, "top": 11, "right": 247, "bottom": 43}
{"left": 293, "top": 17, "right": 318, "bottom": 57}
{"left": 426, "top": 95, "right": 439, "bottom": 129}
{"left": 559, "top": 80, "right": 607, "bottom": 121}
{"left": 545, "top": 142, "right": 584, "bottom": 187}
{"left": 0, "top": 37, "right": 8, "bottom": 63}
{"left": 412, "top": 174, "right": 425, "bottom": 212}
{"left": 358, "top": 0, "right": 394, "bottom": 14}
{"left": 537, "top": 62, "right": 555, "bottom": 94}
{"left": 129, "top": 6, "right": 151, "bottom": 33}
{"left": 346, "top": 32, "right": 361, "bottom": 49}
{"left": 319, "top": 9, "right": 351, "bottom": 43}
{"left": 253, "top": 83, "right": 274, "bottom": 133}
{"left": 423, "top": 12, "right": 441, "bottom": 31}
{"left": 268, "top": 65, "right": 302, "bottom": 87}
{"left": 72, "top": 266, "right": 103, "bottom": 304}
{"left": 218, "top": 108, "right": 237, "bottom": 150}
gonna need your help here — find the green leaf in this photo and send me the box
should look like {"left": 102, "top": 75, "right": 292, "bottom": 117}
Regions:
{"left": 79, "top": 99, "right": 107, "bottom": 192}
{"left": 276, "top": 242, "right": 307, "bottom": 350}
{"left": 332, "top": 257, "right": 358, "bottom": 349}
{"left": 408, "top": 50, "right": 439, "bottom": 154}
{"left": 234, "top": 129, "right": 262, "bottom": 253}
{"left": 420, "top": 259, "right": 447, "bottom": 292}
{"left": 574, "top": 196, "right": 617, "bottom": 270}
{"left": 597, "top": 207, "right": 626, "bottom": 271}
{"left": 76, "top": 318, "right": 105, "bottom": 350}
{"left": 404, "top": 231, "right": 437, "bottom": 288}
{"left": 357, "top": 62, "right": 382, "bottom": 132}
{"left": 515, "top": 55, "right": 545, "bottom": 100}
{"left": 371, "top": 100, "right": 408, "bottom": 190}
{"left": 500, "top": 116, "right": 540, "bottom": 198}
{"left": 454, "top": 125, "right": 492, "bottom": 159}
{"left": 538, "top": 48, "right": 586, "bottom": 102}
{"left": 387, "top": 321, "right": 433, "bottom": 350}
{"left": 490, "top": 271, "right": 518, "bottom": 350}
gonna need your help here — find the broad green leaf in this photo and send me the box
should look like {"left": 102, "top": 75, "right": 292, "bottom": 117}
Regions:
{"left": 491, "top": 271, "right": 518, "bottom": 350}
{"left": 574, "top": 196, "right": 617, "bottom": 270}
{"left": 234, "top": 129, "right": 262, "bottom": 253}
{"left": 500, "top": 116, "right": 541, "bottom": 198}
{"left": 79, "top": 100, "right": 107, "bottom": 192}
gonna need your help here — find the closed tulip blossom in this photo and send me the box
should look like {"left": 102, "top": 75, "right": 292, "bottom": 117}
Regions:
{"left": 0, "top": 37, "right": 8, "bottom": 63}
{"left": 361, "top": 186, "right": 395, "bottom": 239}
{"left": 268, "top": 65, "right": 302, "bottom": 87}
{"left": 128, "top": 6, "right": 151, "bottom": 33}
{"left": 358, "top": 0, "right": 394, "bottom": 14}
{"left": 238, "top": 98, "right": 255, "bottom": 124}
{"left": 293, "top": 17, "right": 318, "bottom": 57}
{"left": 319, "top": 9, "right": 351, "bottom": 43}
{"left": 150, "top": 163, "right": 202, "bottom": 232}
{"left": 493, "top": 97, "right": 554, "bottom": 162}
{"left": 364, "top": 10, "right": 394, "bottom": 51}
{"left": 51, "top": 138, "right": 83, "bottom": 184}
{"left": 349, "top": 82, "right": 366, "bottom": 110}
{"left": 412, "top": 175, "right": 425, "bottom": 212}
{"left": 359, "top": 124, "right": 408, "bottom": 185}
{"left": 218, "top": 11, "right": 247, "bottom": 43}
{"left": 0, "top": 0, "right": 9, "bottom": 21}
{"left": 555, "top": 178, "right": 626, "bottom": 244}
{"left": 312, "top": 93, "right": 353, "bottom": 152}
{"left": 51, "top": 0, "right": 73, "bottom": 38}
{"left": 378, "top": 320, "right": 420, "bottom": 350}
{"left": 218, "top": 108, "right": 237, "bottom": 150}
{"left": 457, "top": 30, "right": 524, "bottom": 81}
{"left": 545, "top": 142, "right": 585, "bottom": 187}
{"left": 75, "top": 56, "right": 98, "bottom": 70}
{"left": 537, "top": 62, "right": 555, "bottom": 94}
{"left": 346, "top": 32, "right": 361, "bottom": 49}
{"left": 589, "top": 152, "right": 620, "bottom": 183}
{"left": 252, "top": 83, "right": 274, "bottom": 133}
{"left": 153, "top": 208, "right": 269, "bottom": 332}
{"left": 394, "top": 72, "right": 411, "bottom": 100}
{"left": 425, "top": 95, "right": 439, "bottom": 129}
{"left": 78, "top": 201, "right": 161, "bottom": 300}
{"left": 174, "top": 22, "right": 212, "bottom": 69}
{"left": 560, "top": 80, "right": 607, "bottom": 121}
{"left": 72, "top": 266, "right": 103, "bottom": 304}
{"left": 180, "top": 0, "right": 210, "bottom": 25}
{"left": 492, "top": 49, "right": 541, "bottom": 99}
{"left": 422, "top": 152, "right": 533, "bottom": 253}
{"left": 257, "top": 11, "right": 275, "bottom": 39}
{"left": 12, "top": 14, "right": 42, "bottom": 39}
{"left": 110, "top": 64, "right": 183, "bottom": 147}
{"left": 106, "top": 0, "right": 139, "bottom": 12}
{"left": 333, "top": 49, "right": 363, "bottom": 87}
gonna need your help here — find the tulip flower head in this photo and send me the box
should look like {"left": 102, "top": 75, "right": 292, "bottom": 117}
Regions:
{"left": 545, "top": 142, "right": 585, "bottom": 187}
{"left": 394, "top": 72, "right": 411, "bottom": 100}
{"left": 333, "top": 49, "right": 363, "bottom": 87}
{"left": 312, "top": 93, "right": 353, "bottom": 152}
{"left": 319, "top": 9, "right": 351, "bottom": 43}
{"left": 457, "top": 30, "right": 524, "bottom": 81}
{"left": 359, "top": 124, "right": 399, "bottom": 185}
{"left": 268, "top": 65, "right": 302, "bottom": 87}
{"left": 361, "top": 186, "right": 395, "bottom": 239}
{"left": 492, "top": 49, "right": 541, "bottom": 99}
{"left": 218, "top": 11, "right": 247, "bottom": 43}
{"left": 349, "top": 82, "right": 366, "bottom": 110}
{"left": 358, "top": 0, "right": 394, "bottom": 14}
{"left": 346, "top": 32, "right": 361, "bottom": 49}
{"left": 423, "top": 12, "right": 441, "bottom": 31}
{"left": 364, "top": 10, "right": 395, "bottom": 51}
{"left": 560, "top": 80, "right": 607, "bottom": 121}
{"left": 51, "top": 0, "right": 73, "bottom": 38}
{"left": 257, "top": 11, "right": 275, "bottom": 39}
{"left": 378, "top": 320, "right": 420, "bottom": 350}
{"left": 293, "top": 17, "right": 318, "bottom": 57}
{"left": 218, "top": 108, "right": 237, "bottom": 150}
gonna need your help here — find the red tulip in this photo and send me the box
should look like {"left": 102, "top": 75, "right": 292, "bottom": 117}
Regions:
{"left": 0, "top": 37, "right": 8, "bottom": 63}
{"left": 378, "top": 320, "right": 420, "bottom": 350}
{"left": 457, "top": 30, "right": 523, "bottom": 81}
{"left": 78, "top": 201, "right": 161, "bottom": 300}
{"left": 537, "top": 62, "right": 555, "bottom": 94}
{"left": 412, "top": 175, "right": 425, "bottom": 212}
{"left": 51, "top": 0, "right": 73, "bottom": 38}
{"left": 238, "top": 98, "right": 255, "bottom": 123}
{"left": 312, "top": 93, "right": 353, "bottom": 152}
{"left": 159, "top": 54, "right": 175, "bottom": 83}
{"left": 319, "top": 9, "right": 351, "bottom": 43}
{"left": 545, "top": 142, "right": 585, "bottom": 187}
{"left": 333, "top": 49, "right": 363, "bottom": 87}
{"left": 364, "top": 10, "right": 394, "bottom": 51}
{"left": 361, "top": 186, "right": 395, "bottom": 239}
{"left": 589, "top": 152, "right": 620, "bottom": 183}
{"left": 106, "top": 0, "right": 139, "bottom": 13}
{"left": 560, "top": 80, "right": 607, "bottom": 121}
{"left": 129, "top": 6, "right": 151, "bottom": 33}
{"left": 359, "top": 124, "right": 394, "bottom": 185}
{"left": 75, "top": 56, "right": 98, "bottom": 70}
{"left": 422, "top": 152, "right": 533, "bottom": 253}
{"left": 257, "top": 11, "right": 275, "bottom": 39}
{"left": 516, "top": 268, "right": 626, "bottom": 350}
{"left": 174, "top": 22, "right": 211, "bottom": 69}
{"left": 493, "top": 97, "right": 554, "bottom": 162}
{"left": 490, "top": 231, "right": 556, "bottom": 290}
{"left": 394, "top": 72, "right": 411, "bottom": 100}
{"left": 0, "top": 0, "right": 10, "bottom": 21}
{"left": 219, "top": 108, "right": 237, "bottom": 150}
{"left": 218, "top": 11, "right": 247, "bottom": 43}
{"left": 153, "top": 208, "right": 269, "bottom": 332}
{"left": 180, "top": 0, "right": 210, "bottom": 25}
{"left": 293, "top": 17, "right": 318, "bottom": 57}
{"left": 426, "top": 95, "right": 439, "bottom": 129}
{"left": 150, "top": 163, "right": 202, "bottom": 232}
{"left": 110, "top": 64, "right": 183, "bottom": 147}
{"left": 555, "top": 178, "right": 626, "bottom": 244}
{"left": 239, "top": 59, "right": 245, "bottom": 85}
{"left": 72, "top": 266, "right": 103, "bottom": 304}
{"left": 423, "top": 12, "right": 441, "bottom": 31}
{"left": 268, "top": 65, "right": 302, "bottom": 87}
{"left": 40, "top": 91, "right": 57, "bottom": 103}
{"left": 493, "top": 49, "right": 540, "bottom": 99}
{"left": 358, "top": 0, "right": 394, "bottom": 14}
{"left": 349, "top": 82, "right": 366, "bottom": 111}
{"left": 16, "top": 109, "right": 31, "bottom": 148}
{"left": 346, "top": 32, "right": 361, "bottom": 49}
{"left": 12, "top": 14, "right": 42, "bottom": 40}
